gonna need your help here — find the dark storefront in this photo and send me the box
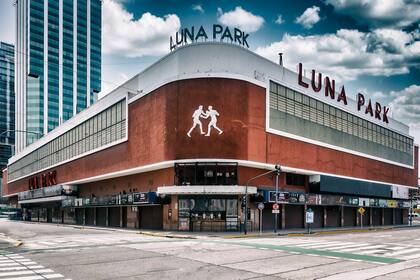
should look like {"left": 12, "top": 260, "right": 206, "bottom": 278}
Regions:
{"left": 178, "top": 196, "right": 239, "bottom": 232}
{"left": 257, "top": 190, "right": 409, "bottom": 230}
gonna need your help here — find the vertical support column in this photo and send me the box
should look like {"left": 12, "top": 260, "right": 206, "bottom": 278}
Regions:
{"left": 392, "top": 209, "right": 396, "bottom": 225}
{"left": 43, "top": 0, "right": 49, "bottom": 135}
{"left": 281, "top": 204, "right": 286, "bottom": 230}
{"left": 369, "top": 208, "right": 373, "bottom": 226}
{"left": 58, "top": 0, "right": 63, "bottom": 124}
{"left": 340, "top": 206, "right": 344, "bottom": 227}
{"left": 304, "top": 204, "right": 308, "bottom": 229}
{"left": 86, "top": 0, "right": 91, "bottom": 107}
{"left": 356, "top": 208, "right": 360, "bottom": 226}
{"left": 120, "top": 207, "right": 123, "bottom": 228}
{"left": 73, "top": 0, "right": 78, "bottom": 116}
{"left": 93, "top": 207, "right": 97, "bottom": 226}
{"left": 323, "top": 207, "right": 327, "bottom": 227}
{"left": 381, "top": 208, "right": 385, "bottom": 225}
{"left": 83, "top": 208, "right": 86, "bottom": 226}
{"left": 106, "top": 207, "right": 109, "bottom": 227}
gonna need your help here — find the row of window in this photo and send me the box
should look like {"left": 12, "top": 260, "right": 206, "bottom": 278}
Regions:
{"left": 269, "top": 81, "right": 413, "bottom": 154}
{"left": 8, "top": 99, "right": 127, "bottom": 182}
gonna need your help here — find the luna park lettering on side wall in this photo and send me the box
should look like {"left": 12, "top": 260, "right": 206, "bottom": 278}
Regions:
{"left": 170, "top": 24, "right": 250, "bottom": 51}
{"left": 298, "top": 63, "right": 390, "bottom": 124}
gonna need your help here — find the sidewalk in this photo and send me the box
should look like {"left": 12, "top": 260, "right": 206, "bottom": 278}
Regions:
{"left": 15, "top": 220, "right": 419, "bottom": 240}
{"left": 137, "top": 224, "right": 420, "bottom": 239}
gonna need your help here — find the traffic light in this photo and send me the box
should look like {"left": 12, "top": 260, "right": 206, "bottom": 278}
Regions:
{"left": 275, "top": 164, "right": 281, "bottom": 175}
{"left": 241, "top": 196, "right": 247, "bottom": 208}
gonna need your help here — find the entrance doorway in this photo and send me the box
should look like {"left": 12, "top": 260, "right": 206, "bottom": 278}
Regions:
{"left": 178, "top": 196, "right": 239, "bottom": 232}
{"left": 139, "top": 206, "right": 163, "bottom": 230}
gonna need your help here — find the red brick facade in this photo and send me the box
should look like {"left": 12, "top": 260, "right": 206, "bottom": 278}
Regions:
{"left": 4, "top": 78, "right": 418, "bottom": 195}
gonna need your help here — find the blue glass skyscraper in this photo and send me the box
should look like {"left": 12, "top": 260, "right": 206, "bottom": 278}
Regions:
{"left": 15, "top": 0, "right": 101, "bottom": 152}
{"left": 0, "top": 42, "right": 15, "bottom": 196}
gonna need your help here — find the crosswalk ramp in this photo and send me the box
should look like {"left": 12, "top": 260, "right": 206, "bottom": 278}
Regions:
{"left": 240, "top": 238, "right": 420, "bottom": 260}
{"left": 0, "top": 253, "right": 69, "bottom": 280}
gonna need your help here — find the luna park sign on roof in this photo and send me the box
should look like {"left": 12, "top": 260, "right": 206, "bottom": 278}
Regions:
{"left": 170, "top": 24, "right": 250, "bottom": 51}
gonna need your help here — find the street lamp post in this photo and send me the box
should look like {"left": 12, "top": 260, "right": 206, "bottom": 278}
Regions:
{"left": 244, "top": 164, "right": 281, "bottom": 235}
{"left": 274, "top": 166, "right": 280, "bottom": 233}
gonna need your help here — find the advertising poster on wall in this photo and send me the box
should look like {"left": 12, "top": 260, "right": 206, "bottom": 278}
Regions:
{"left": 133, "top": 192, "right": 149, "bottom": 204}
{"left": 321, "top": 195, "right": 337, "bottom": 205}
{"left": 391, "top": 185, "right": 409, "bottom": 199}
{"left": 306, "top": 194, "right": 320, "bottom": 205}
{"left": 369, "top": 199, "right": 379, "bottom": 207}
{"left": 387, "top": 200, "right": 397, "bottom": 208}
{"left": 359, "top": 198, "right": 370, "bottom": 207}
{"left": 346, "top": 197, "right": 359, "bottom": 206}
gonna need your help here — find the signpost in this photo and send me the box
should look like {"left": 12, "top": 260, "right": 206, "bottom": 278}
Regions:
{"left": 272, "top": 203, "right": 280, "bottom": 214}
{"left": 258, "top": 203, "right": 264, "bottom": 235}
{"left": 306, "top": 208, "right": 314, "bottom": 234}
{"left": 358, "top": 207, "right": 365, "bottom": 228}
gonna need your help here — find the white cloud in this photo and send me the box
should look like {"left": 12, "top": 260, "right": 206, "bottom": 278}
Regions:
{"left": 0, "top": 1, "right": 15, "bottom": 44}
{"left": 255, "top": 28, "right": 420, "bottom": 82}
{"left": 275, "top": 15, "right": 284, "bottom": 24}
{"left": 217, "top": 6, "right": 264, "bottom": 33}
{"left": 295, "top": 6, "right": 321, "bottom": 29}
{"left": 325, "top": 0, "right": 420, "bottom": 28}
{"left": 389, "top": 85, "right": 420, "bottom": 125}
{"left": 192, "top": 4, "right": 204, "bottom": 13}
{"left": 102, "top": 0, "right": 181, "bottom": 57}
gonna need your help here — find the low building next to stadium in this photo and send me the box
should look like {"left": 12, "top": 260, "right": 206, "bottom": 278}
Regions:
{"left": 2, "top": 41, "right": 418, "bottom": 232}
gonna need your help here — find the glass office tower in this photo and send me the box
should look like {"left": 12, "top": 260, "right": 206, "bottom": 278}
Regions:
{"left": 15, "top": 0, "right": 101, "bottom": 152}
{"left": 0, "top": 42, "right": 15, "bottom": 196}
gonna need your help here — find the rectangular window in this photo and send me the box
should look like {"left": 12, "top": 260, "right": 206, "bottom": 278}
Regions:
{"left": 270, "top": 92, "right": 278, "bottom": 109}
{"left": 286, "top": 173, "right": 306, "bottom": 186}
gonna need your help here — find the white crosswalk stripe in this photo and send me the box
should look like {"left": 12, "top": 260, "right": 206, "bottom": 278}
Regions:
{"left": 22, "top": 233, "right": 163, "bottom": 252}
{"left": 0, "top": 253, "right": 69, "bottom": 280}
{"left": 246, "top": 238, "right": 420, "bottom": 261}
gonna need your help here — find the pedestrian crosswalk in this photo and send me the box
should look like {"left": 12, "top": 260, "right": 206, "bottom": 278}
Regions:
{"left": 0, "top": 253, "right": 69, "bottom": 280}
{"left": 240, "top": 238, "right": 420, "bottom": 260}
{"left": 22, "top": 233, "right": 162, "bottom": 252}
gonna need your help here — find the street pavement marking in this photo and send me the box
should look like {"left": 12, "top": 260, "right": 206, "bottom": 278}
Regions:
{"left": 21, "top": 233, "right": 168, "bottom": 252}
{"left": 318, "top": 257, "right": 420, "bottom": 280}
{"left": 402, "top": 253, "right": 420, "bottom": 260}
{"left": 358, "top": 249, "right": 388, "bottom": 255}
{"left": 0, "top": 253, "right": 70, "bottom": 280}
{"left": 300, "top": 242, "right": 354, "bottom": 249}
{"left": 320, "top": 243, "right": 370, "bottom": 250}
{"left": 298, "top": 241, "right": 344, "bottom": 248}
{"left": 338, "top": 245, "right": 383, "bottom": 252}
{"left": 384, "top": 248, "right": 420, "bottom": 256}
{"left": 278, "top": 239, "right": 420, "bottom": 261}
{"left": 197, "top": 240, "right": 402, "bottom": 264}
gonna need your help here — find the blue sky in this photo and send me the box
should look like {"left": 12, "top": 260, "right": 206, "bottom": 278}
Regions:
{"left": 0, "top": 0, "right": 419, "bottom": 144}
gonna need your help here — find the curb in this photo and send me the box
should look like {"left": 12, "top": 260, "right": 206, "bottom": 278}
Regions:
{"left": 137, "top": 231, "right": 196, "bottom": 239}
{"left": 19, "top": 221, "right": 197, "bottom": 239}
{"left": 0, "top": 233, "right": 23, "bottom": 248}
{"left": 223, "top": 226, "right": 397, "bottom": 239}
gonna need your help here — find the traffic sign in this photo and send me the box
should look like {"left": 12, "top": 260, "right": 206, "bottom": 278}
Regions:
{"left": 306, "top": 208, "right": 314, "bottom": 224}
{"left": 272, "top": 209, "right": 280, "bottom": 214}
{"left": 272, "top": 203, "right": 279, "bottom": 210}
{"left": 257, "top": 203, "right": 264, "bottom": 210}
{"left": 358, "top": 207, "right": 366, "bottom": 215}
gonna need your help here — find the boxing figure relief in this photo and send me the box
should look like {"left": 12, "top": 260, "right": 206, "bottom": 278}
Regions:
{"left": 187, "top": 105, "right": 223, "bottom": 137}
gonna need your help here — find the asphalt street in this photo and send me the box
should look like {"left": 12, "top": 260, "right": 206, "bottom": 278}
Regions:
{"left": 0, "top": 219, "right": 420, "bottom": 279}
